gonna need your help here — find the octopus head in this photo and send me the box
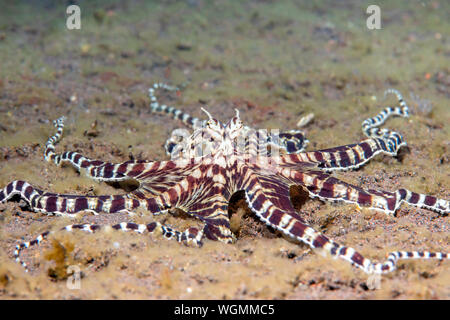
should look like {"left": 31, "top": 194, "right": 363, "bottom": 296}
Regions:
{"left": 196, "top": 108, "right": 245, "bottom": 157}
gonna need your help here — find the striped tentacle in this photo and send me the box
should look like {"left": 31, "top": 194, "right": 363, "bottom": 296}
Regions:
{"left": 244, "top": 128, "right": 309, "bottom": 155}
{"left": 190, "top": 192, "right": 234, "bottom": 243}
{"left": 275, "top": 220, "right": 449, "bottom": 274}
{"left": 362, "top": 89, "right": 409, "bottom": 139}
{"left": 279, "top": 89, "right": 409, "bottom": 171}
{"left": 239, "top": 165, "right": 310, "bottom": 235}
{"left": 44, "top": 115, "right": 145, "bottom": 182}
{"left": 278, "top": 130, "right": 309, "bottom": 154}
{"left": 14, "top": 230, "right": 50, "bottom": 271}
{"left": 369, "top": 250, "right": 448, "bottom": 274}
{"left": 0, "top": 180, "right": 143, "bottom": 215}
{"left": 148, "top": 82, "right": 207, "bottom": 157}
{"left": 135, "top": 161, "right": 202, "bottom": 198}
{"left": 246, "top": 202, "right": 448, "bottom": 275}
{"left": 242, "top": 128, "right": 309, "bottom": 158}
{"left": 281, "top": 136, "right": 406, "bottom": 172}
{"left": 149, "top": 83, "right": 204, "bottom": 129}
{"left": 359, "top": 88, "right": 409, "bottom": 167}
{"left": 239, "top": 169, "right": 349, "bottom": 270}
{"left": 44, "top": 116, "right": 66, "bottom": 163}
{"left": 142, "top": 163, "right": 234, "bottom": 243}
{"left": 14, "top": 221, "right": 204, "bottom": 271}
{"left": 1, "top": 180, "right": 43, "bottom": 208}
{"left": 149, "top": 83, "right": 309, "bottom": 156}
{"left": 133, "top": 163, "right": 232, "bottom": 240}
{"left": 277, "top": 168, "right": 449, "bottom": 215}
{"left": 242, "top": 168, "right": 448, "bottom": 274}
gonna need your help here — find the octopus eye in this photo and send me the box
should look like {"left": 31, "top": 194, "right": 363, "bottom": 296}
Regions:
{"left": 232, "top": 117, "right": 242, "bottom": 127}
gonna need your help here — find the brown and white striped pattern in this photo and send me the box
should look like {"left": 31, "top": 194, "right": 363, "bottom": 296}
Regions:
{"left": 149, "top": 83, "right": 205, "bottom": 130}
{"left": 1, "top": 86, "right": 448, "bottom": 276}
{"left": 276, "top": 169, "right": 449, "bottom": 215}
{"left": 280, "top": 135, "right": 406, "bottom": 172}
{"left": 14, "top": 222, "right": 204, "bottom": 272}
{"left": 238, "top": 165, "right": 448, "bottom": 274}
{"left": 362, "top": 89, "right": 409, "bottom": 139}
{"left": 0, "top": 180, "right": 143, "bottom": 215}
{"left": 279, "top": 88, "right": 409, "bottom": 172}
{"left": 149, "top": 82, "right": 309, "bottom": 156}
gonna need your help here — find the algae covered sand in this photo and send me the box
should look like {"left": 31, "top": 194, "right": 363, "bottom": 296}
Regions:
{"left": 0, "top": 0, "right": 449, "bottom": 299}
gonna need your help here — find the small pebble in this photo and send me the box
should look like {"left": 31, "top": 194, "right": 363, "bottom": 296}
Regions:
{"left": 296, "top": 113, "right": 314, "bottom": 128}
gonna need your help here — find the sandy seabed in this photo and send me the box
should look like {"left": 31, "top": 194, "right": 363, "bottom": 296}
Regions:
{"left": 0, "top": 1, "right": 449, "bottom": 299}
